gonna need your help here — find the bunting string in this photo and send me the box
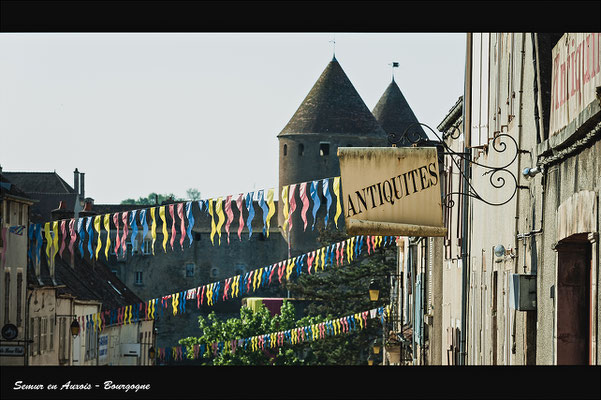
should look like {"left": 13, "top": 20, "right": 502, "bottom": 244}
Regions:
{"left": 160, "top": 306, "right": 389, "bottom": 363}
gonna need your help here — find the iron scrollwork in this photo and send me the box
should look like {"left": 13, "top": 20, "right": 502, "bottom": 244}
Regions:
{"left": 388, "top": 123, "right": 519, "bottom": 208}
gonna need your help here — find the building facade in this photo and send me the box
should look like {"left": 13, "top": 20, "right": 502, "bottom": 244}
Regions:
{"left": 396, "top": 32, "right": 600, "bottom": 366}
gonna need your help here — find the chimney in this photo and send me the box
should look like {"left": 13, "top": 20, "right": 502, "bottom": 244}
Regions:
{"left": 74, "top": 168, "right": 79, "bottom": 195}
{"left": 79, "top": 172, "right": 85, "bottom": 198}
{"left": 51, "top": 200, "right": 74, "bottom": 220}
{"left": 79, "top": 199, "right": 95, "bottom": 217}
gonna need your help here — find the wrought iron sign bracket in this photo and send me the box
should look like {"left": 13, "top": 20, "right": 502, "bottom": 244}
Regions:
{"left": 388, "top": 122, "right": 520, "bottom": 208}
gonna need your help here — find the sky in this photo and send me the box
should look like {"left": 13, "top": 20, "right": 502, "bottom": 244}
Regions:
{"left": 0, "top": 33, "right": 466, "bottom": 204}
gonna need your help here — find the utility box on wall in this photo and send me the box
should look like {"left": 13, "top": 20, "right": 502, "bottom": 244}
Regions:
{"left": 509, "top": 274, "right": 537, "bottom": 311}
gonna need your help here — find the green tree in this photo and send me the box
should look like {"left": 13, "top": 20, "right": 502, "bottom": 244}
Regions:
{"left": 185, "top": 188, "right": 202, "bottom": 201}
{"left": 179, "top": 301, "right": 326, "bottom": 365}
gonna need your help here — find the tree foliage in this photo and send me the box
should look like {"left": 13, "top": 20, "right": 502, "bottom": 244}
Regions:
{"left": 179, "top": 301, "right": 326, "bottom": 365}
{"left": 120, "top": 188, "right": 201, "bottom": 205}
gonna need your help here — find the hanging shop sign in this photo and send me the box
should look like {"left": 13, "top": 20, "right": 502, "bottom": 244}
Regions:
{"left": 338, "top": 147, "right": 447, "bottom": 237}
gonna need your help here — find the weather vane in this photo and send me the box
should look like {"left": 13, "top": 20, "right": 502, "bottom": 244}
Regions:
{"left": 329, "top": 36, "right": 336, "bottom": 60}
{"left": 389, "top": 61, "right": 399, "bottom": 81}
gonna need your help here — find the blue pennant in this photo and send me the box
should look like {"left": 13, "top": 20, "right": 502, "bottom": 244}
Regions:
{"left": 258, "top": 190, "right": 268, "bottom": 235}
{"left": 139, "top": 209, "right": 148, "bottom": 242}
{"left": 35, "top": 224, "right": 43, "bottom": 264}
{"left": 310, "top": 180, "right": 321, "bottom": 230}
{"left": 77, "top": 219, "right": 85, "bottom": 258}
{"left": 185, "top": 202, "right": 195, "bottom": 246}
{"left": 86, "top": 217, "right": 94, "bottom": 259}
{"left": 323, "top": 179, "right": 332, "bottom": 227}
{"left": 246, "top": 192, "right": 255, "bottom": 238}
{"left": 129, "top": 210, "right": 138, "bottom": 255}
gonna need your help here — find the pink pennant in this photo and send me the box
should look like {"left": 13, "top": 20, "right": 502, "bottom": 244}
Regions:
{"left": 246, "top": 271, "right": 253, "bottom": 293}
{"left": 121, "top": 212, "right": 129, "bottom": 254}
{"left": 169, "top": 204, "right": 176, "bottom": 251}
{"left": 224, "top": 195, "right": 234, "bottom": 244}
{"left": 340, "top": 240, "right": 345, "bottom": 264}
{"left": 113, "top": 213, "right": 120, "bottom": 256}
{"left": 277, "top": 261, "right": 285, "bottom": 283}
{"left": 288, "top": 184, "right": 297, "bottom": 233}
{"left": 59, "top": 220, "right": 67, "bottom": 258}
{"left": 178, "top": 203, "right": 185, "bottom": 250}
{"left": 200, "top": 286, "right": 206, "bottom": 306}
{"left": 68, "top": 219, "right": 76, "bottom": 256}
{"left": 299, "top": 182, "right": 309, "bottom": 231}
{"left": 236, "top": 194, "right": 244, "bottom": 241}
{"left": 223, "top": 278, "right": 231, "bottom": 301}
{"left": 268, "top": 264, "right": 276, "bottom": 285}
{"left": 307, "top": 251, "right": 315, "bottom": 274}
{"left": 367, "top": 235, "right": 372, "bottom": 254}
{"left": 336, "top": 243, "right": 341, "bottom": 265}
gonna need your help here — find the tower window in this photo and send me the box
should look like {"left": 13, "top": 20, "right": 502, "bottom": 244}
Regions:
{"left": 185, "top": 263, "right": 195, "bottom": 277}
{"left": 298, "top": 143, "right": 304, "bottom": 156}
{"left": 210, "top": 267, "right": 219, "bottom": 278}
{"left": 283, "top": 144, "right": 288, "bottom": 156}
{"left": 319, "top": 142, "right": 330, "bottom": 156}
{"left": 135, "top": 271, "right": 143, "bottom": 285}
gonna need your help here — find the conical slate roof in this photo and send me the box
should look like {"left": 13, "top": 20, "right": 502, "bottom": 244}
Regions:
{"left": 372, "top": 79, "right": 428, "bottom": 145}
{"left": 279, "top": 58, "right": 386, "bottom": 137}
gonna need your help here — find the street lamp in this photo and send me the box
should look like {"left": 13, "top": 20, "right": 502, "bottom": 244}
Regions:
{"left": 372, "top": 338, "right": 382, "bottom": 354}
{"left": 368, "top": 279, "right": 380, "bottom": 302}
{"left": 69, "top": 319, "right": 80, "bottom": 338}
{"left": 367, "top": 354, "right": 375, "bottom": 366}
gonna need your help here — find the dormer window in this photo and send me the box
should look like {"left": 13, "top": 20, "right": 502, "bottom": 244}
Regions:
{"left": 298, "top": 143, "right": 304, "bottom": 156}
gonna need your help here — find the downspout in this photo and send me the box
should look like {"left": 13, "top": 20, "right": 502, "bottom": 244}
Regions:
{"left": 511, "top": 32, "right": 528, "bottom": 364}
{"left": 459, "top": 32, "right": 472, "bottom": 366}
{"left": 25, "top": 289, "right": 34, "bottom": 366}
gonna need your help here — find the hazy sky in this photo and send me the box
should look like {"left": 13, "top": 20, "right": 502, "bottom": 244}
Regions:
{"left": 0, "top": 33, "right": 466, "bottom": 204}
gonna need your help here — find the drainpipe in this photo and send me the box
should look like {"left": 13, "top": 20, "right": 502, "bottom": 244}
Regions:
{"left": 25, "top": 289, "right": 34, "bottom": 366}
{"left": 459, "top": 32, "right": 472, "bottom": 366}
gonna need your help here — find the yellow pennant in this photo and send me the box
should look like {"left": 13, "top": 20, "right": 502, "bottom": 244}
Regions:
{"left": 159, "top": 206, "right": 168, "bottom": 253}
{"left": 150, "top": 207, "right": 157, "bottom": 255}
{"left": 286, "top": 258, "right": 295, "bottom": 281}
{"left": 215, "top": 198, "right": 225, "bottom": 246}
{"left": 234, "top": 276, "right": 240, "bottom": 297}
{"left": 128, "top": 305, "right": 133, "bottom": 325}
{"left": 93, "top": 216, "right": 102, "bottom": 259}
{"left": 44, "top": 222, "right": 52, "bottom": 259}
{"left": 206, "top": 284, "right": 212, "bottom": 306}
{"left": 281, "top": 185, "right": 289, "bottom": 234}
{"left": 346, "top": 239, "right": 351, "bottom": 262}
{"left": 208, "top": 199, "right": 216, "bottom": 246}
{"left": 265, "top": 188, "right": 276, "bottom": 237}
{"left": 333, "top": 177, "right": 342, "bottom": 228}
{"left": 253, "top": 268, "right": 261, "bottom": 291}
{"left": 172, "top": 293, "right": 178, "bottom": 316}
{"left": 103, "top": 214, "right": 111, "bottom": 260}
{"left": 51, "top": 221, "right": 59, "bottom": 261}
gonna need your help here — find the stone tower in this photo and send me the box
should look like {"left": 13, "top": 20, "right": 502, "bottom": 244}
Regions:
{"left": 372, "top": 77, "right": 428, "bottom": 145}
{"left": 278, "top": 57, "right": 388, "bottom": 255}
